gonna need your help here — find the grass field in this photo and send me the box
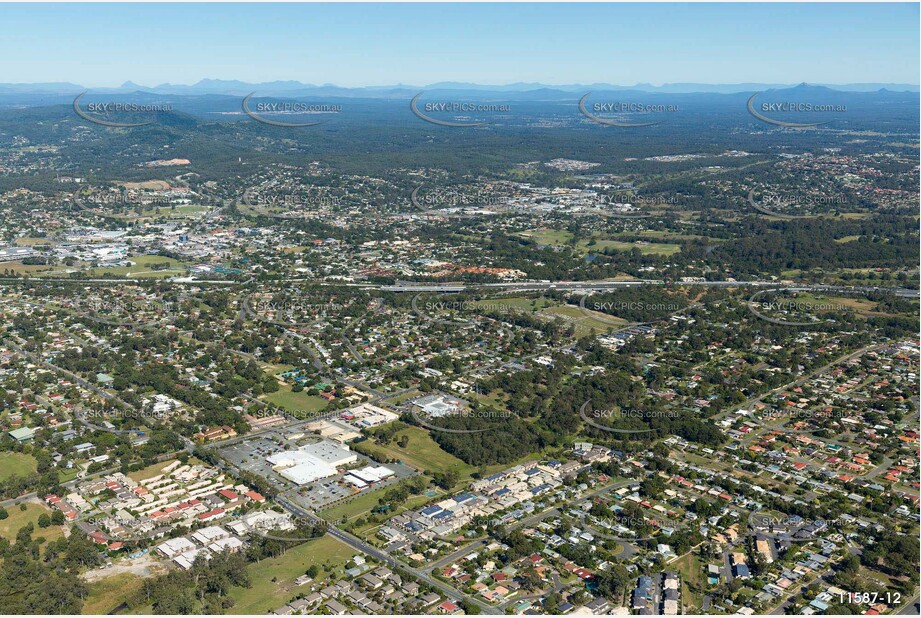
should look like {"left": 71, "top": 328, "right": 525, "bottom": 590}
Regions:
{"left": 580, "top": 239, "right": 681, "bottom": 256}
{"left": 793, "top": 293, "right": 903, "bottom": 318}
{"left": 0, "top": 501, "right": 64, "bottom": 545}
{"left": 94, "top": 255, "right": 186, "bottom": 279}
{"left": 473, "top": 296, "right": 556, "bottom": 313}
{"left": 542, "top": 304, "right": 627, "bottom": 337}
{"left": 834, "top": 235, "right": 862, "bottom": 244}
{"left": 516, "top": 228, "right": 681, "bottom": 256}
{"left": 517, "top": 228, "right": 575, "bottom": 246}
{"left": 263, "top": 385, "right": 329, "bottom": 418}
{"left": 227, "top": 536, "right": 355, "bottom": 615}
{"left": 382, "top": 389, "right": 421, "bottom": 406}
{"left": 0, "top": 262, "right": 59, "bottom": 275}
{"left": 356, "top": 426, "right": 475, "bottom": 478}
{"left": 612, "top": 230, "right": 715, "bottom": 242}
{"left": 470, "top": 389, "right": 509, "bottom": 409}
{"left": 319, "top": 483, "right": 435, "bottom": 525}
{"left": 472, "top": 296, "right": 627, "bottom": 338}
{"left": 13, "top": 238, "right": 53, "bottom": 247}
{"left": 672, "top": 551, "right": 706, "bottom": 611}
{"left": 0, "top": 452, "right": 37, "bottom": 481}
{"left": 82, "top": 572, "right": 149, "bottom": 615}
{"left": 127, "top": 456, "right": 204, "bottom": 482}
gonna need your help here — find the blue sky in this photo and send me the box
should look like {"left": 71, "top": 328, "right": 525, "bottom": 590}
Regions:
{"left": 1, "top": 3, "right": 917, "bottom": 86}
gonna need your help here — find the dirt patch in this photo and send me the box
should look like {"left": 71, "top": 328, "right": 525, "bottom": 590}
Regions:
{"left": 117, "top": 180, "right": 172, "bottom": 190}
{"left": 82, "top": 552, "right": 168, "bottom": 582}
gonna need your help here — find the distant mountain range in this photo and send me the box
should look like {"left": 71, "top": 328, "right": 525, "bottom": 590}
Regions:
{"left": 0, "top": 79, "right": 917, "bottom": 97}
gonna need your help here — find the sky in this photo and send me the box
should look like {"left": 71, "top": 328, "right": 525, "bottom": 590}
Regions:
{"left": 0, "top": 2, "right": 918, "bottom": 87}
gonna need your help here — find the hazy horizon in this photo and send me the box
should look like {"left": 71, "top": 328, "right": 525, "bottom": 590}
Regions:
{"left": 1, "top": 3, "right": 917, "bottom": 87}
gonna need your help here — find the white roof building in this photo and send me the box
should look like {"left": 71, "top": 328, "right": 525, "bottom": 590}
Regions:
{"left": 156, "top": 536, "right": 196, "bottom": 558}
{"left": 174, "top": 547, "right": 210, "bottom": 570}
{"left": 191, "top": 525, "right": 230, "bottom": 546}
{"left": 267, "top": 441, "right": 358, "bottom": 485}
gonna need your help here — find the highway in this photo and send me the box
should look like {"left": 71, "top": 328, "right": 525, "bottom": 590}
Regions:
{"left": 1, "top": 275, "right": 917, "bottom": 299}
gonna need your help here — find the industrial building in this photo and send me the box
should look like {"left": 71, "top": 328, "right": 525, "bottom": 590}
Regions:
{"left": 267, "top": 440, "right": 358, "bottom": 485}
{"left": 344, "top": 465, "right": 395, "bottom": 488}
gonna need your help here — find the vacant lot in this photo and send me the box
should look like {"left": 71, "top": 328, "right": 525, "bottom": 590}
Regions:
{"left": 319, "top": 483, "right": 435, "bottom": 525}
{"left": 542, "top": 304, "right": 628, "bottom": 338}
{"left": 672, "top": 550, "right": 706, "bottom": 612}
{"left": 95, "top": 255, "right": 185, "bottom": 279}
{"left": 0, "top": 452, "right": 37, "bottom": 481}
{"left": 356, "top": 426, "right": 475, "bottom": 478}
{"left": 263, "top": 385, "right": 328, "bottom": 417}
{"left": 227, "top": 536, "right": 355, "bottom": 615}
{"left": 0, "top": 501, "right": 64, "bottom": 545}
{"left": 82, "top": 572, "right": 150, "bottom": 615}
{"left": 127, "top": 456, "right": 204, "bottom": 482}
{"left": 580, "top": 239, "right": 681, "bottom": 256}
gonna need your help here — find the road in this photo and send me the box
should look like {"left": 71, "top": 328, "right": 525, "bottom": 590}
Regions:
{"left": 1, "top": 275, "right": 916, "bottom": 299}
{"left": 274, "top": 495, "right": 501, "bottom": 615}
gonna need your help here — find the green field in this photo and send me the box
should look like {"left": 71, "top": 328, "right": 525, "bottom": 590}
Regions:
{"left": 472, "top": 295, "right": 627, "bottom": 338}
{"left": 542, "top": 304, "right": 628, "bottom": 337}
{"left": 127, "top": 456, "right": 204, "bottom": 482}
{"left": 319, "top": 483, "right": 436, "bottom": 525}
{"left": 612, "top": 230, "right": 714, "bottom": 242}
{"left": 382, "top": 389, "right": 421, "bottom": 406}
{"left": 517, "top": 228, "right": 574, "bottom": 246}
{"left": 516, "top": 229, "right": 681, "bottom": 256}
{"left": 672, "top": 551, "right": 706, "bottom": 611}
{"left": 227, "top": 536, "right": 355, "bottom": 615}
{"left": 93, "top": 255, "right": 186, "bottom": 279}
{"left": 356, "top": 426, "right": 475, "bottom": 478}
{"left": 263, "top": 385, "right": 329, "bottom": 418}
{"left": 580, "top": 239, "right": 681, "bottom": 256}
{"left": 82, "top": 572, "right": 151, "bottom": 615}
{"left": 0, "top": 262, "right": 61, "bottom": 275}
{"left": 0, "top": 501, "right": 63, "bottom": 545}
{"left": 13, "top": 238, "right": 53, "bottom": 247}
{"left": 0, "top": 452, "right": 37, "bottom": 481}
{"left": 473, "top": 296, "right": 554, "bottom": 312}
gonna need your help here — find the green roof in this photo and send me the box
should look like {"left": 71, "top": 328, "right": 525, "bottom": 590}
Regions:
{"left": 9, "top": 427, "right": 37, "bottom": 440}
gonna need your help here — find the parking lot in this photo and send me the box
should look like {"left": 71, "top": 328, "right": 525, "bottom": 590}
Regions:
{"left": 215, "top": 428, "right": 418, "bottom": 511}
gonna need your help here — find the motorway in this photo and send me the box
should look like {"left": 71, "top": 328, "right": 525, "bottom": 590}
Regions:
{"left": 1, "top": 275, "right": 917, "bottom": 299}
